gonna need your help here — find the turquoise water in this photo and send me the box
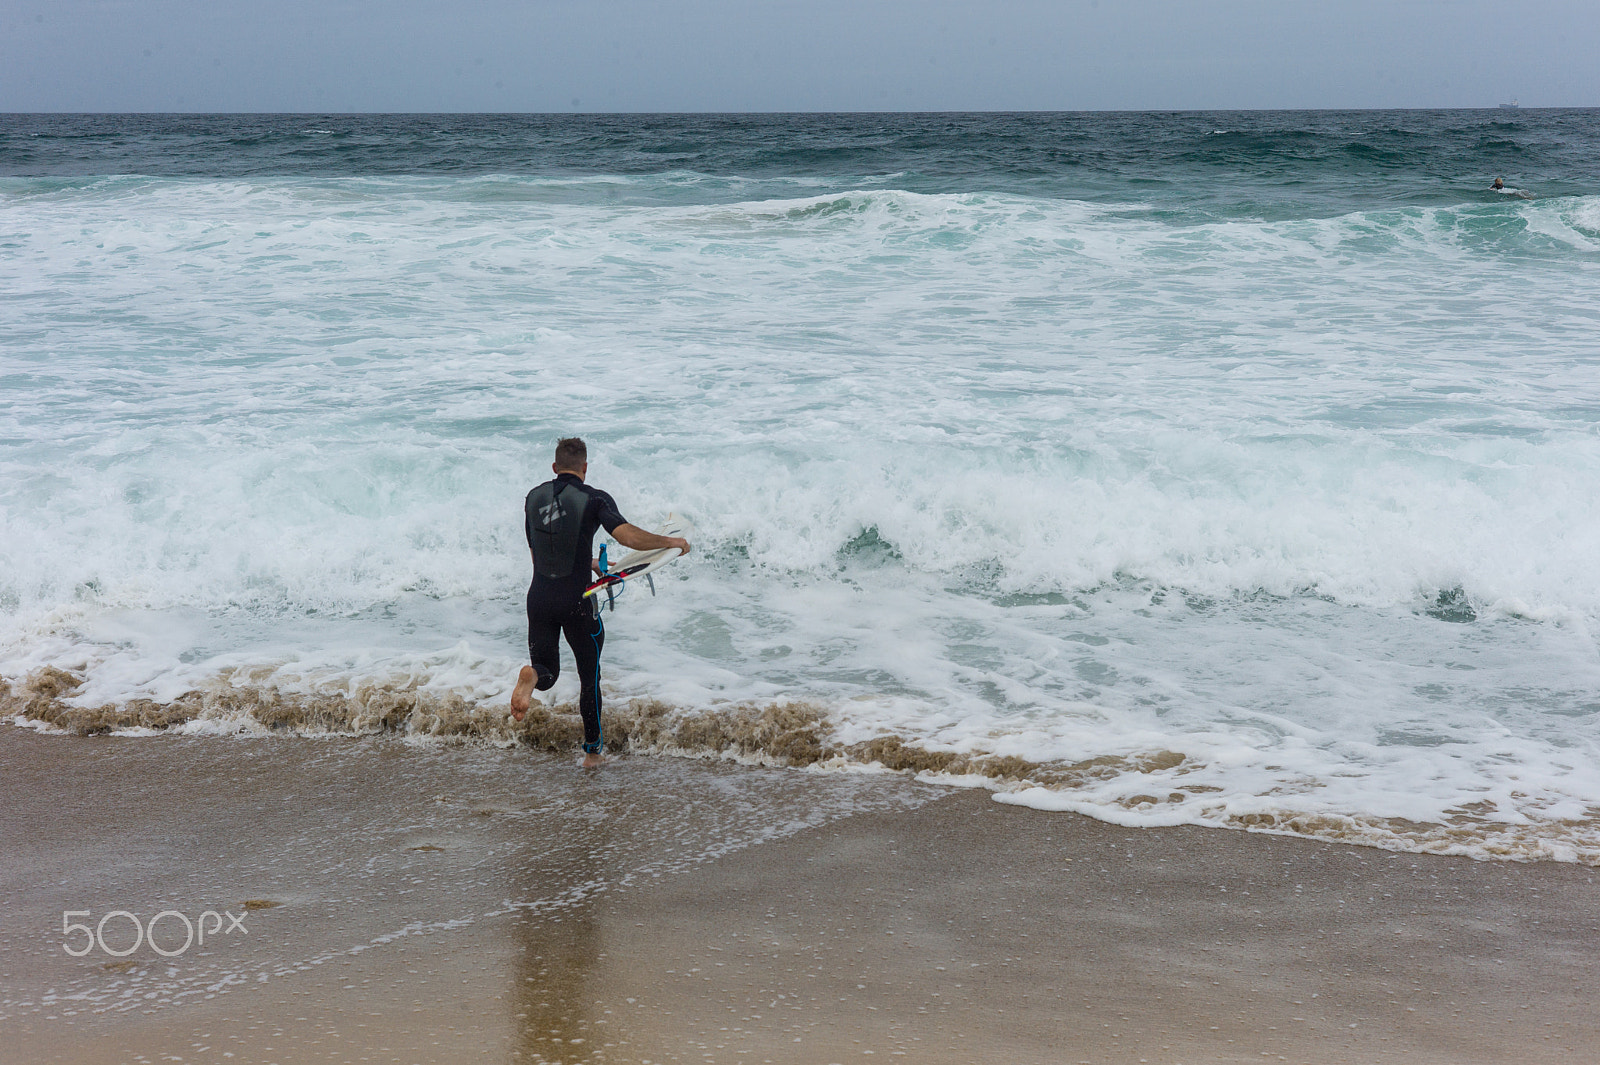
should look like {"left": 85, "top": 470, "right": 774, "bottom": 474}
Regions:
{"left": 3, "top": 112, "right": 1600, "bottom": 860}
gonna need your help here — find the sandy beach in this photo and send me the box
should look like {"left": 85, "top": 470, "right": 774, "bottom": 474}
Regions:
{"left": 1, "top": 722, "right": 1597, "bottom": 1065}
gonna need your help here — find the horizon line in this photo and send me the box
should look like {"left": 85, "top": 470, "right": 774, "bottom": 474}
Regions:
{"left": 4, "top": 106, "right": 1595, "bottom": 118}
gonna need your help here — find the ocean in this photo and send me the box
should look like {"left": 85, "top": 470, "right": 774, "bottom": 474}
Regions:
{"left": 3, "top": 111, "right": 1598, "bottom": 863}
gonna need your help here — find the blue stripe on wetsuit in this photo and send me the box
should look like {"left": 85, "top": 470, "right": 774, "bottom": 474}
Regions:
{"left": 583, "top": 613, "right": 605, "bottom": 754}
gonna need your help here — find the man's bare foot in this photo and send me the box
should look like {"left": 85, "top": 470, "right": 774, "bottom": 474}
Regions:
{"left": 581, "top": 751, "right": 605, "bottom": 769}
{"left": 509, "top": 666, "right": 536, "bottom": 721}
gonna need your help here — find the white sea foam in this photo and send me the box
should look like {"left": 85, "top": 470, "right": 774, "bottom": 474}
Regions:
{"left": 3, "top": 176, "right": 1599, "bottom": 860}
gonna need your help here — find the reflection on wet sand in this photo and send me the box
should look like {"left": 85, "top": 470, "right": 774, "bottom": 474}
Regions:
{"left": 511, "top": 903, "right": 608, "bottom": 1064}
{"left": 509, "top": 782, "right": 620, "bottom": 1064}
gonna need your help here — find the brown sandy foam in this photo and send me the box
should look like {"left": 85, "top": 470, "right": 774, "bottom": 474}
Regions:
{"left": 0, "top": 666, "right": 1182, "bottom": 781}
{"left": 1, "top": 724, "right": 1597, "bottom": 1065}
{"left": 6, "top": 666, "right": 1600, "bottom": 864}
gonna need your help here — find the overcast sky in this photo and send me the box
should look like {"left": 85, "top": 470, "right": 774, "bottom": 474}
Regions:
{"left": 1, "top": 0, "right": 1595, "bottom": 112}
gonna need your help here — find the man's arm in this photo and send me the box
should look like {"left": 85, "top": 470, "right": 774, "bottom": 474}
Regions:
{"left": 610, "top": 523, "right": 691, "bottom": 556}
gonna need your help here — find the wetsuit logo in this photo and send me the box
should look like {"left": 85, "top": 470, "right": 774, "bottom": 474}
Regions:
{"left": 538, "top": 499, "right": 565, "bottom": 527}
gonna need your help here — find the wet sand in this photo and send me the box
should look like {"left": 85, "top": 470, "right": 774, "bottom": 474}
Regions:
{"left": 1, "top": 722, "right": 1597, "bottom": 1064}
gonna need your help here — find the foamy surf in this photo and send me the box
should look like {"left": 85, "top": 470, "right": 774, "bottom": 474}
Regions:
{"left": 5, "top": 112, "right": 1600, "bottom": 870}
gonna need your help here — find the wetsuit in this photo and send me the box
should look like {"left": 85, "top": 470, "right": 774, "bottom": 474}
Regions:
{"left": 524, "top": 472, "right": 627, "bottom": 754}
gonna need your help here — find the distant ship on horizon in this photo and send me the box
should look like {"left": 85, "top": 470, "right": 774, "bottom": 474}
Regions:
{"left": 1499, "top": 99, "right": 1521, "bottom": 110}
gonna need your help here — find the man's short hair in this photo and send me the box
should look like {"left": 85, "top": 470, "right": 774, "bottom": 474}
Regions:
{"left": 554, "top": 437, "right": 588, "bottom": 471}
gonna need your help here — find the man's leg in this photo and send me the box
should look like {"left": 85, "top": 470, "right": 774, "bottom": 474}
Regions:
{"left": 562, "top": 607, "right": 606, "bottom": 763}
{"left": 512, "top": 585, "right": 563, "bottom": 717}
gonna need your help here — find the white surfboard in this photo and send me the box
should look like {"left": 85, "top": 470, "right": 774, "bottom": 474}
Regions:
{"left": 583, "top": 513, "right": 690, "bottom": 601}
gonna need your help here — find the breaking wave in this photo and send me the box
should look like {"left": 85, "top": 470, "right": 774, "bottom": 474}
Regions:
{"left": 7, "top": 112, "right": 1600, "bottom": 873}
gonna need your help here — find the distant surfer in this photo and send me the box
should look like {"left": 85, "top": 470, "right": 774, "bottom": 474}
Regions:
{"left": 510, "top": 437, "right": 691, "bottom": 768}
{"left": 1491, "top": 177, "right": 1505, "bottom": 190}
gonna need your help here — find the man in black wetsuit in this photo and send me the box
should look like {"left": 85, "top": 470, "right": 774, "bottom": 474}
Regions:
{"left": 509, "top": 437, "right": 690, "bottom": 768}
